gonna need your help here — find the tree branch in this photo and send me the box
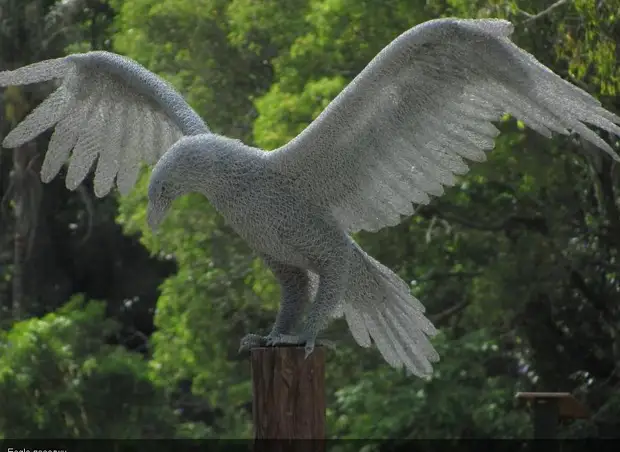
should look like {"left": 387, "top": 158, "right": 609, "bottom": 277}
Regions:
{"left": 518, "top": 0, "right": 572, "bottom": 25}
{"left": 417, "top": 270, "right": 482, "bottom": 283}
{"left": 430, "top": 299, "right": 471, "bottom": 325}
{"left": 420, "top": 205, "right": 548, "bottom": 235}
{"left": 75, "top": 185, "right": 95, "bottom": 246}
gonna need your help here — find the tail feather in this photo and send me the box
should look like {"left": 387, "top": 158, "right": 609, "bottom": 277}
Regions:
{"left": 388, "top": 290, "right": 437, "bottom": 336}
{"left": 343, "top": 303, "right": 372, "bottom": 347}
{"left": 362, "top": 310, "right": 402, "bottom": 367}
{"left": 385, "top": 307, "right": 439, "bottom": 363}
{"left": 340, "top": 244, "right": 439, "bottom": 377}
{"left": 383, "top": 309, "right": 433, "bottom": 376}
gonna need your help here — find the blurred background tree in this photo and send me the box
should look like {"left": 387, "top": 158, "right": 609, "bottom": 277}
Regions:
{"left": 0, "top": 0, "right": 618, "bottom": 441}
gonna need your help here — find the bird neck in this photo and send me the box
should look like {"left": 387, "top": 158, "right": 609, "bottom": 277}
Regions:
{"left": 177, "top": 138, "right": 266, "bottom": 206}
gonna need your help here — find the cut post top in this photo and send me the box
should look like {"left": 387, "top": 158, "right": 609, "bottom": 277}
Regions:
{"left": 515, "top": 392, "right": 590, "bottom": 419}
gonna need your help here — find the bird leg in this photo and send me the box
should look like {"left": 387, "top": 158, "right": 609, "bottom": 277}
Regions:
{"left": 266, "top": 244, "right": 351, "bottom": 358}
{"left": 239, "top": 257, "right": 311, "bottom": 352}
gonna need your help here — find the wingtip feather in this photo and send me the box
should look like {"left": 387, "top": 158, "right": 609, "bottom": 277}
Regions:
{"left": 2, "top": 133, "right": 21, "bottom": 148}
{"left": 0, "top": 58, "right": 69, "bottom": 87}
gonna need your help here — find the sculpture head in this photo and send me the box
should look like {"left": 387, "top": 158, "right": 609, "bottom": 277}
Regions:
{"left": 146, "top": 136, "right": 201, "bottom": 230}
{"left": 146, "top": 180, "right": 180, "bottom": 231}
{"left": 146, "top": 133, "right": 251, "bottom": 230}
{"left": 146, "top": 174, "right": 182, "bottom": 231}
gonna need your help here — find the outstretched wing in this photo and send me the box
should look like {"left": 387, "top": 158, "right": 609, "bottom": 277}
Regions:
{"left": 0, "top": 51, "right": 209, "bottom": 197}
{"left": 267, "top": 18, "right": 620, "bottom": 233}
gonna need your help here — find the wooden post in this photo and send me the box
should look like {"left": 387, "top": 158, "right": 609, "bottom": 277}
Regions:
{"left": 516, "top": 392, "right": 590, "bottom": 438}
{"left": 251, "top": 346, "right": 326, "bottom": 441}
{"left": 532, "top": 397, "right": 560, "bottom": 438}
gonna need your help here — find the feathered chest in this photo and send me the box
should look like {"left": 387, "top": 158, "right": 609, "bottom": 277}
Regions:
{"left": 207, "top": 167, "right": 325, "bottom": 261}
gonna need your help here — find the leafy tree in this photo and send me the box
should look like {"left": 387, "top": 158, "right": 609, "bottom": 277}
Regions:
{"left": 0, "top": 296, "right": 178, "bottom": 438}
{"left": 0, "top": 0, "right": 179, "bottom": 438}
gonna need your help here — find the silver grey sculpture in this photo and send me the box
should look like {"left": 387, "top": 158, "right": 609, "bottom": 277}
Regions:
{"left": 1, "top": 18, "right": 619, "bottom": 378}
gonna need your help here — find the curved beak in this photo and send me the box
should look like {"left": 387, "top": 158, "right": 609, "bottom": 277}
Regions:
{"left": 146, "top": 201, "right": 168, "bottom": 231}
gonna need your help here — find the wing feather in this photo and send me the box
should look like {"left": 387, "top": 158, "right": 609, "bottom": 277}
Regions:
{"left": 42, "top": 104, "right": 82, "bottom": 183}
{"left": 0, "top": 59, "right": 69, "bottom": 86}
{"left": 117, "top": 102, "right": 145, "bottom": 195}
{"left": 140, "top": 107, "right": 158, "bottom": 166}
{"left": 65, "top": 107, "right": 104, "bottom": 190}
{"left": 94, "top": 100, "right": 124, "bottom": 197}
{"left": 65, "top": 80, "right": 105, "bottom": 190}
{"left": 0, "top": 51, "right": 208, "bottom": 197}
{"left": 3, "top": 84, "right": 70, "bottom": 147}
{"left": 267, "top": 18, "right": 620, "bottom": 233}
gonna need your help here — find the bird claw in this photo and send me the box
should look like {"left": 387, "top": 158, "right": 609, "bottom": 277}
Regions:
{"left": 264, "top": 332, "right": 285, "bottom": 347}
{"left": 238, "top": 331, "right": 289, "bottom": 352}
{"left": 269, "top": 333, "right": 336, "bottom": 359}
{"left": 238, "top": 333, "right": 268, "bottom": 353}
{"left": 238, "top": 332, "right": 335, "bottom": 358}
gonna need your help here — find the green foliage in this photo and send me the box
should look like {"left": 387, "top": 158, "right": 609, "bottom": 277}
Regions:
{"left": 0, "top": 295, "right": 177, "bottom": 438}
{"left": 331, "top": 330, "right": 529, "bottom": 439}
{"left": 111, "top": 0, "right": 274, "bottom": 140}
{"left": 254, "top": 76, "right": 346, "bottom": 149}
{"left": 556, "top": 0, "right": 620, "bottom": 96}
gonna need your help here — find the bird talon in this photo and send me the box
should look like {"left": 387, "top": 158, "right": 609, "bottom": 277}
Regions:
{"left": 304, "top": 340, "right": 316, "bottom": 359}
{"left": 238, "top": 333, "right": 268, "bottom": 353}
{"left": 240, "top": 332, "right": 334, "bottom": 356}
{"left": 265, "top": 331, "right": 284, "bottom": 347}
